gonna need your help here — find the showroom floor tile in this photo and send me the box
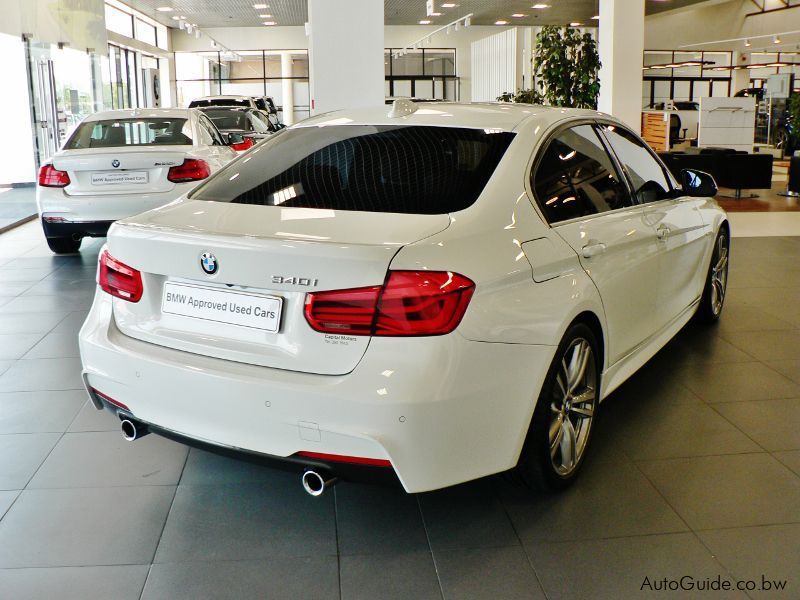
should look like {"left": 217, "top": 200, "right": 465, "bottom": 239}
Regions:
{"left": 0, "top": 222, "right": 798, "bottom": 598}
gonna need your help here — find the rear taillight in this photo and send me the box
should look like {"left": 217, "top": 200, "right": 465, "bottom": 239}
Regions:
{"left": 231, "top": 137, "right": 255, "bottom": 151}
{"left": 98, "top": 249, "right": 143, "bottom": 302}
{"left": 38, "top": 164, "right": 70, "bottom": 187}
{"left": 167, "top": 159, "right": 210, "bottom": 183}
{"left": 304, "top": 271, "right": 474, "bottom": 337}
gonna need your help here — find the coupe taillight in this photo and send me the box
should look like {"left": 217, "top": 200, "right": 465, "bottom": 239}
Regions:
{"left": 98, "top": 249, "right": 143, "bottom": 303}
{"left": 304, "top": 271, "right": 475, "bottom": 337}
{"left": 38, "top": 164, "right": 70, "bottom": 187}
{"left": 167, "top": 159, "right": 210, "bottom": 183}
{"left": 231, "top": 137, "right": 255, "bottom": 151}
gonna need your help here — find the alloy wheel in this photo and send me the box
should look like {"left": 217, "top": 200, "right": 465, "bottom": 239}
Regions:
{"left": 710, "top": 232, "right": 729, "bottom": 316}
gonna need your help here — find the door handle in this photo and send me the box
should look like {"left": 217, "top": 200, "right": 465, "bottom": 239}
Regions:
{"left": 656, "top": 226, "right": 671, "bottom": 240}
{"left": 581, "top": 241, "right": 607, "bottom": 258}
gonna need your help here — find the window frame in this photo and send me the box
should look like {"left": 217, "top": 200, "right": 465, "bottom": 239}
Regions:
{"left": 528, "top": 118, "right": 638, "bottom": 226}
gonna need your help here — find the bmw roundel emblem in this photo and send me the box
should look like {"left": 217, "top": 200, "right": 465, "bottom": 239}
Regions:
{"left": 111, "top": 159, "right": 120, "bottom": 168}
{"left": 200, "top": 252, "right": 218, "bottom": 275}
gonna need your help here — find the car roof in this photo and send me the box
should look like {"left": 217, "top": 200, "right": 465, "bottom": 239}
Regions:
{"left": 80, "top": 108, "right": 192, "bottom": 122}
{"left": 197, "top": 106, "right": 253, "bottom": 113}
{"left": 193, "top": 95, "right": 253, "bottom": 101}
{"left": 295, "top": 102, "right": 603, "bottom": 132}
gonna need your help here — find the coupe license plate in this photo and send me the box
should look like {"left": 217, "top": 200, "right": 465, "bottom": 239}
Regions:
{"left": 161, "top": 282, "right": 282, "bottom": 333}
{"left": 91, "top": 171, "right": 148, "bottom": 185}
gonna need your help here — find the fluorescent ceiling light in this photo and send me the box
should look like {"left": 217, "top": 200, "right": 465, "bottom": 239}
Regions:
{"left": 430, "top": 12, "right": 442, "bottom": 16}
{"left": 156, "top": 6, "right": 173, "bottom": 12}
{"left": 570, "top": 22, "right": 581, "bottom": 26}
{"left": 441, "top": 2, "right": 456, "bottom": 6}
{"left": 253, "top": 4, "right": 268, "bottom": 9}
{"left": 495, "top": 20, "right": 508, "bottom": 25}
{"left": 263, "top": 21, "right": 276, "bottom": 25}
{"left": 512, "top": 14, "right": 526, "bottom": 18}
{"left": 419, "top": 19, "right": 431, "bottom": 24}
{"left": 591, "top": 15, "right": 599, "bottom": 20}
{"left": 171, "top": 15, "right": 180, "bottom": 20}
{"left": 532, "top": 4, "right": 550, "bottom": 9}
{"left": 259, "top": 14, "right": 272, "bottom": 18}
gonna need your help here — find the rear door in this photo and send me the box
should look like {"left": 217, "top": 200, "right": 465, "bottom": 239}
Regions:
{"left": 529, "top": 123, "right": 661, "bottom": 366}
{"left": 598, "top": 124, "right": 709, "bottom": 329}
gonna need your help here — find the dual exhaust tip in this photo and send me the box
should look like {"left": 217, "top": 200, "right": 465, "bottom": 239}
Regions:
{"left": 120, "top": 418, "right": 337, "bottom": 497}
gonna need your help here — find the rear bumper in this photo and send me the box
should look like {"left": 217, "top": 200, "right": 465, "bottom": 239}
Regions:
{"left": 79, "top": 289, "right": 555, "bottom": 493}
{"left": 41, "top": 218, "right": 113, "bottom": 239}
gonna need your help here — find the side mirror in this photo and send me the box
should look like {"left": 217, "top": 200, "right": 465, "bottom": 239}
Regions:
{"left": 681, "top": 169, "right": 718, "bottom": 197}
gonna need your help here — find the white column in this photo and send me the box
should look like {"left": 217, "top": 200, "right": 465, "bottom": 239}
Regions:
{"left": 598, "top": 0, "right": 645, "bottom": 133}
{"left": 281, "top": 52, "right": 295, "bottom": 125}
{"left": 307, "top": 0, "right": 384, "bottom": 114}
{"left": 732, "top": 51, "right": 749, "bottom": 96}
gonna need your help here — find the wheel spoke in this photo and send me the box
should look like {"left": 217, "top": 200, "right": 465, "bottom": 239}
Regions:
{"left": 549, "top": 414, "right": 564, "bottom": 459}
{"left": 560, "top": 418, "right": 577, "bottom": 467}
{"left": 567, "top": 341, "right": 590, "bottom": 394}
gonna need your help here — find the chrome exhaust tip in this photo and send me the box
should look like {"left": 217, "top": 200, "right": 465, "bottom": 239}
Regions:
{"left": 120, "top": 418, "right": 149, "bottom": 441}
{"left": 301, "top": 470, "right": 337, "bottom": 497}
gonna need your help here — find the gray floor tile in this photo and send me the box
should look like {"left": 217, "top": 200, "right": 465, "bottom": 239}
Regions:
{"left": 0, "top": 390, "right": 86, "bottom": 434}
{"left": 22, "top": 331, "right": 81, "bottom": 359}
{"left": 600, "top": 394, "right": 760, "bottom": 460}
{"left": 639, "top": 453, "right": 800, "bottom": 529}
{"left": 28, "top": 431, "right": 189, "bottom": 488}
{"left": 528, "top": 533, "right": 746, "bottom": 600}
{"left": 0, "top": 357, "right": 83, "bottom": 391}
{"left": 658, "top": 331, "right": 754, "bottom": 366}
{"left": 0, "top": 433, "right": 60, "bottom": 490}
{"left": 715, "top": 303, "right": 795, "bottom": 332}
{"left": 0, "top": 311, "right": 68, "bottom": 334}
{"left": 697, "top": 524, "right": 798, "bottom": 599}
{"left": 0, "top": 268, "right": 56, "bottom": 283}
{"left": 713, "top": 398, "right": 800, "bottom": 451}
{"left": 178, "top": 448, "right": 285, "bottom": 485}
{"left": 49, "top": 310, "right": 90, "bottom": 337}
{"left": 0, "top": 490, "right": 19, "bottom": 518}
{"left": 418, "top": 480, "right": 519, "bottom": 551}
{"left": 722, "top": 330, "right": 800, "bottom": 361}
{"left": 0, "top": 486, "right": 175, "bottom": 567}
{"left": 68, "top": 400, "right": 123, "bottom": 432}
{"left": 501, "top": 461, "right": 687, "bottom": 544}
{"left": 154, "top": 481, "right": 337, "bottom": 563}
{"left": 142, "top": 557, "right": 339, "bottom": 600}
{"left": 0, "top": 565, "right": 150, "bottom": 600}
{"left": 767, "top": 359, "right": 800, "bottom": 384}
{"left": 340, "top": 551, "right": 441, "bottom": 600}
{"left": 0, "top": 360, "right": 12, "bottom": 376}
{"left": 773, "top": 450, "right": 800, "bottom": 477}
{"left": 435, "top": 545, "right": 545, "bottom": 600}
{"left": 0, "top": 333, "right": 45, "bottom": 360}
{"left": 335, "top": 482, "right": 429, "bottom": 556}
{"left": 680, "top": 362, "right": 800, "bottom": 403}
{"left": 1, "top": 294, "right": 92, "bottom": 314}
{"left": 0, "top": 282, "right": 33, "bottom": 297}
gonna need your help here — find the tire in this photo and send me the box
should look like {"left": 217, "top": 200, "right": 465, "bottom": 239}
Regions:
{"left": 696, "top": 227, "right": 729, "bottom": 324}
{"left": 514, "top": 322, "right": 601, "bottom": 492}
{"left": 46, "top": 236, "right": 81, "bottom": 254}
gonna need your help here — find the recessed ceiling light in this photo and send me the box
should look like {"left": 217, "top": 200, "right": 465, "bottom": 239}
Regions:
{"left": 259, "top": 14, "right": 272, "bottom": 18}
{"left": 253, "top": 4, "right": 268, "bottom": 9}
{"left": 496, "top": 20, "right": 509, "bottom": 25}
{"left": 430, "top": 12, "right": 442, "bottom": 16}
{"left": 512, "top": 13, "right": 526, "bottom": 18}
{"left": 441, "top": 2, "right": 457, "bottom": 7}
{"left": 171, "top": 15, "right": 180, "bottom": 20}
{"left": 263, "top": 21, "right": 276, "bottom": 25}
{"left": 532, "top": 4, "right": 550, "bottom": 8}
{"left": 156, "top": 6, "right": 173, "bottom": 12}
{"left": 591, "top": 15, "right": 599, "bottom": 20}
{"left": 419, "top": 19, "right": 431, "bottom": 24}
{"left": 570, "top": 22, "right": 581, "bottom": 26}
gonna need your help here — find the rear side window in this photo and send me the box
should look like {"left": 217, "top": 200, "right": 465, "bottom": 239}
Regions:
{"left": 64, "top": 119, "right": 192, "bottom": 149}
{"left": 531, "top": 124, "right": 632, "bottom": 224}
{"left": 599, "top": 125, "right": 676, "bottom": 203}
{"left": 192, "top": 125, "right": 515, "bottom": 215}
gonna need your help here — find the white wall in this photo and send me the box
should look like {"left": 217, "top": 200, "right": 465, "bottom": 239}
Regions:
{"left": 471, "top": 29, "right": 517, "bottom": 102}
{"left": 0, "top": 33, "right": 36, "bottom": 185}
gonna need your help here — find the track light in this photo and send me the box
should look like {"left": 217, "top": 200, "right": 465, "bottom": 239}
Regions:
{"left": 774, "top": 35, "right": 781, "bottom": 44}
{"left": 744, "top": 39, "right": 751, "bottom": 47}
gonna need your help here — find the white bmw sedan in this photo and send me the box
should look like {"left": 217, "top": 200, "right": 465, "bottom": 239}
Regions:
{"left": 79, "top": 102, "right": 729, "bottom": 494}
{"left": 37, "top": 108, "right": 246, "bottom": 254}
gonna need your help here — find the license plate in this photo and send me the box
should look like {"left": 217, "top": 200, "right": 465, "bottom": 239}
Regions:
{"left": 161, "top": 282, "right": 282, "bottom": 333}
{"left": 91, "top": 171, "right": 148, "bottom": 185}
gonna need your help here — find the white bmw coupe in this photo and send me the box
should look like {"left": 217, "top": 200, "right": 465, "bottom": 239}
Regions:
{"left": 79, "top": 101, "right": 728, "bottom": 495}
{"left": 37, "top": 108, "right": 249, "bottom": 254}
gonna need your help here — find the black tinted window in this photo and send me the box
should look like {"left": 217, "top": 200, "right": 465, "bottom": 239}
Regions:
{"left": 64, "top": 118, "right": 192, "bottom": 149}
{"left": 193, "top": 125, "right": 515, "bottom": 215}
{"left": 189, "top": 98, "right": 250, "bottom": 108}
{"left": 532, "top": 125, "right": 632, "bottom": 224}
{"left": 599, "top": 125, "right": 675, "bottom": 203}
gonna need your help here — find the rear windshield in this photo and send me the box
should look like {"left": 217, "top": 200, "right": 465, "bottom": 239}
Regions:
{"left": 189, "top": 99, "right": 250, "bottom": 108}
{"left": 64, "top": 118, "right": 192, "bottom": 149}
{"left": 192, "top": 125, "right": 515, "bottom": 214}
{"left": 203, "top": 109, "right": 253, "bottom": 131}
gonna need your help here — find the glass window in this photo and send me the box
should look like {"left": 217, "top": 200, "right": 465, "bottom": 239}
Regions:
{"left": 599, "top": 125, "right": 676, "bottom": 203}
{"left": 192, "top": 126, "right": 515, "bottom": 215}
{"left": 134, "top": 18, "right": 157, "bottom": 47}
{"left": 105, "top": 4, "right": 133, "bottom": 38}
{"left": 64, "top": 118, "right": 192, "bottom": 148}
{"left": 532, "top": 125, "right": 632, "bottom": 224}
{"left": 391, "top": 50, "right": 424, "bottom": 76}
{"left": 424, "top": 50, "right": 456, "bottom": 76}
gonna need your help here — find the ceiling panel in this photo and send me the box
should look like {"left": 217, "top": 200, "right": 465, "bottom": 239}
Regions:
{"left": 122, "top": 0, "right": 713, "bottom": 30}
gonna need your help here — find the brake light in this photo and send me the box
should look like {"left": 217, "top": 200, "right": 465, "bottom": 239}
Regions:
{"left": 38, "top": 164, "right": 70, "bottom": 187}
{"left": 231, "top": 137, "right": 255, "bottom": 151}
{"left": 304, "top": 271, "right": 474, "bottom": 337}
{"left": 167, "top": 159, "right": 210, "bottom": 183}
{"left": 98, "top": 249, "right": 143, "bottom": 302}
